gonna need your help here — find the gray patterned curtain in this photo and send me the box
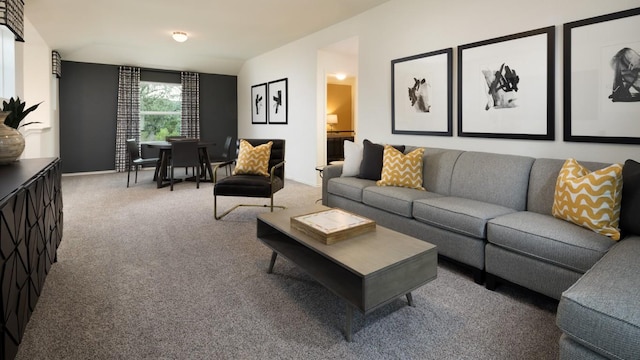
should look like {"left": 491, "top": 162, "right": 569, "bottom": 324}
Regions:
{"left": 181, "top": 72, "right": 200, "bottom": 138}
{"left": 115, "top": 66, "right": 141, "bottom": 172}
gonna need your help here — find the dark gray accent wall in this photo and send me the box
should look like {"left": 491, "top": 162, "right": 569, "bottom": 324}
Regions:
{"left": 59, "top": 61, "right": 237, "bottom": 173}
{"left": 59, "top": 61, "right": 119, "bottom": 173}
{"left": 200, "top": 73, "right": 237, "bottom": 159}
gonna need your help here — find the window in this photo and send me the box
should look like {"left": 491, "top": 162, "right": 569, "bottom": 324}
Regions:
{"left": 139, "top": 81, "right": 182, "bottom": 141}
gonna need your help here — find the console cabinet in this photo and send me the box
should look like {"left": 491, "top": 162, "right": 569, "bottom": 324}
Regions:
{"left": 0, "top": 158, "right": 63, "bottom": 360}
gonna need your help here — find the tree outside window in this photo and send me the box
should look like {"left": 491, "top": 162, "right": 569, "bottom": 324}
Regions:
{"left": 140, "top": 82, "right": 182, "bottom": 141}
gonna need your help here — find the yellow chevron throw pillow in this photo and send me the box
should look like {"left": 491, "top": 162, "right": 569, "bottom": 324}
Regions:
{"left": 233, "top": 140, "right": 273, "bottom": 177}
{"left": 552, "top": 158, "right": 623, "bottom": 240}
{"left": 376, "top": 146, "right": 425, "bottom": 190}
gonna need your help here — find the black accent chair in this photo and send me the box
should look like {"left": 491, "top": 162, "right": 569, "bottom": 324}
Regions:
{"left": 213, "top": 139, "right": 285, "bottom": 220}
{"left": 126, "top": 139, "right": 160, "bottom": 187}
{"left": 170, "top": 139, "right": 201, "bottom": 191}
{"left": 209, "top": 135, "right": 234, "bottom": 177}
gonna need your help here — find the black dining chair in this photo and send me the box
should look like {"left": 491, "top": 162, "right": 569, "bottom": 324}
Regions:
{"left": 170, "top": 139, "right": 201, "bottom": 191}
{"left": 210, "top": 136, "right": 234, "bottom": 178}
{"left": 126, "top": 139, "right": 160, "bottom": 187}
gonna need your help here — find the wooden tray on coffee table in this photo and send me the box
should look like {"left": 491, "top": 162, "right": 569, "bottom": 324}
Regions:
{"left": 290, "top": 208, "right": 375, "bottom": 245}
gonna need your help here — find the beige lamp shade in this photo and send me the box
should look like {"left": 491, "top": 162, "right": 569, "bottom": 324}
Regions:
{"left": 327, "top": 114, "right": 338, "bottom": 124}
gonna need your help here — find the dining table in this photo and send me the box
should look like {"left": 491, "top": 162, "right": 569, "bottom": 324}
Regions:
{"left": 143, "top": 140, "right": 216, "bottom": 188}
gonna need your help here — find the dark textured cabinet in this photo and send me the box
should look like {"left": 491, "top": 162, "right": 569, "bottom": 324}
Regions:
{"left": 0, "top": 158, "right": 63, "bottom": 360}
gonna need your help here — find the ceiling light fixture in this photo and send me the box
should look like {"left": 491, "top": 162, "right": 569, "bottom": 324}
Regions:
{"left": 334, "top": 73, "right": 347, "bottom": 81}
{"left": 172, "top": 31, "right": 188, "bottom": 43}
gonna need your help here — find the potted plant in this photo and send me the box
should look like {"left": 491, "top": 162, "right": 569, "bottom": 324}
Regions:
{"left": 2, "top": 97, "right": 42, "bottom": 128}
{"left": 0, "top": 97, "right": 42, "bottom": 165}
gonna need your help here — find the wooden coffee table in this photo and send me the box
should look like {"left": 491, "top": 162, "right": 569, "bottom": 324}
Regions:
{"left": 256, "top": 204, "right": 437, "bottom": 341}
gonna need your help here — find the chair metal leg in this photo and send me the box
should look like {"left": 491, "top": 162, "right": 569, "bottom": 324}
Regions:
{"left": 214, "top": 194, "right": 286, "bottom": 220}
{"left": 127, "top": 166, "right": 131, "bottom": 187}
{"left": 134, "top": 165, "right": 138, "bottom": 184}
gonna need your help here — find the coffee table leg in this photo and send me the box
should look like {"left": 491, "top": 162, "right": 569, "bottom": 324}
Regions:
{"left": 345, "top": 304, "right": 353, "bottom": 342}
{"left": 406, "top": 292, "right": 414, "bottom": 307}
{"left": 268, "top": 251, "right": 278, "bottom": 273}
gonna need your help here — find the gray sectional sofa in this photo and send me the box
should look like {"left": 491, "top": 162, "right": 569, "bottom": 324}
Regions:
{"left": 321, "top": 145, "right": 639, "bottom": 359}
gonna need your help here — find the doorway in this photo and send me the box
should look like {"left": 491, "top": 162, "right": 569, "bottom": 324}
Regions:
{"left": 319, "top": 37, "right": 358, "bottom": 170}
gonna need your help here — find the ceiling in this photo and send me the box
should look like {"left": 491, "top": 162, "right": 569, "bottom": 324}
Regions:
{"left": 25, "top": 0, "right": 389, "bottom": 75}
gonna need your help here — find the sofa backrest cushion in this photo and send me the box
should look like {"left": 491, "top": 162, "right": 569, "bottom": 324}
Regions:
{"left": 418, "top": 147, "right": 464, "bottom": 196}
{"left": 528, "top": 158, "right": 610, "bottom": 215}
{"left": 450, "top": 151, "right": 534, "bottom": 211}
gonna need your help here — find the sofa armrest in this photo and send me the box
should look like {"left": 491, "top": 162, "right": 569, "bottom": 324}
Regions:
{"left": 321, "top": 164, "right": 343, "bottom": 206}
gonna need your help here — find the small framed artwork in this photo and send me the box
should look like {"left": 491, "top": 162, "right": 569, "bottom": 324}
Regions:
{"left": 268, "top": 78, "right": 288, "bottom": 124}
{"left": 564, "top": 7, "right": 640, "bottom": 144}
{"left": 391, "top": 48, "right": 453, "bottom": 136}
{"left": 251, "top": 83, "right": 267, "bottom": 124}
{"left": 458, "top": 26, "right": 555, "bottom": 140}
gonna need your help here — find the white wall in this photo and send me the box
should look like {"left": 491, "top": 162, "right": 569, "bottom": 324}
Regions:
{"left": 20, "top": 18, "right": 59, "bottom": 159}
{"left": 238, "top": 0, "right": 640, "bottom": 187}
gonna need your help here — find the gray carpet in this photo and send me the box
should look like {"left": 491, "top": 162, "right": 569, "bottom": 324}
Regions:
{"left": 15, "top": 170, "right": 561, "bottom": 360}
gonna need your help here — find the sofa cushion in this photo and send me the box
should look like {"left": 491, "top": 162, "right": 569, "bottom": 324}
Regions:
{"left": 362, "top": 186, "right": 441, "bottom": 218}
{"left": 488, "top": 211, "right": 615, "bottom": 273}
{"left": 327, "top": 177, "right": 375, "bottom": 203}
{"left": 413, "top": 196, "right": 516, "bottom": 239}
{"left": 620, "top": 159, "right": 640, "bottom": 236}
{"left": 341, "top": 140, "right": 363, "bottom": 177}
{"left": 377, "top": 146, "right": 425, "bottom": 190}
{"left": 450, "top": 151, "right": 534, "bottom": 211}
{"left": 552, "top": 159, "right": 623, "bottom": 240}
{"left": 556, "top": 236, "right": 640, "bottom": 360}
{"left": 358, "top": 139, "right": 405, "bottom": 181}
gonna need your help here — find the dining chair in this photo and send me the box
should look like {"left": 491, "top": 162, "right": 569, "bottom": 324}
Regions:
{"left": 170, "top": 139, "right": 201, "bottom": 191}
{"left": 210, "top": 136, "right": 234, "bottom": 178}
{"left": 126, "top": 139, "right": 160, "bottom": 187}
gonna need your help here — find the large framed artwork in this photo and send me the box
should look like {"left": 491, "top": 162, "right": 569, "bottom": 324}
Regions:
{"left": 391, "top": 48, "right": 453, "bottom": 136}
{"left": 564, "top": 7, "right": 640, "bottom": 144}
{"left": 458, "top": 26, "right": 555, "bottom": 140}
{"left": 251, "top": 83, "right": 267, "bottom": 124}
{"left": 268, "top": 78, "right": 288, "bottom": 124}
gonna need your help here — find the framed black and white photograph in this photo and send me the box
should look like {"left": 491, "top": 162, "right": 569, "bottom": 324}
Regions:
{"left": 391, "top": 48, "right": 452, "bottom": 136}
{"left": 251, "top": 83, "right": 267, "bottom": 124}
{"left": 458, "top": 26, "right": 555, "bottom": 140}
{"left": 268, "top": 78, "right": 288, "bottom": 124}
{"left": 564, "top": 7, "right": 640, "bottom": 144}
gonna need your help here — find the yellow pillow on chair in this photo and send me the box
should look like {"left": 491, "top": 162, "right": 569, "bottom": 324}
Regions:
{"left": 233, "top": 140, "right": 273, "bottom": 177}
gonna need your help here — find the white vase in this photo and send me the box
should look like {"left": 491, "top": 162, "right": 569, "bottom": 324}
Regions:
{"left": 0, "top": 111, "right": 25, "bottom": 165}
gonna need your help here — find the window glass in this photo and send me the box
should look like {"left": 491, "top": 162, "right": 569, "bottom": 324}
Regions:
{"left": 139, "top": 81, "right": 182, "bottom": 141}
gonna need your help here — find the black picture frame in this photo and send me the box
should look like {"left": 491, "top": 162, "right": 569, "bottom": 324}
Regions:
{"left": 268, "top": 78, "right": 288, "bottom": 124}
{"left": 391, "top": 48, "right": 453, "bottom": 136}
{"left": 458, "top": 26, "right": 555, "bottom": 140}
{"left": 563, "top": 7, "right": 640, "bottom": 144}
{"left": 251, "top": 83, "right": 267, "bottom": 124}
